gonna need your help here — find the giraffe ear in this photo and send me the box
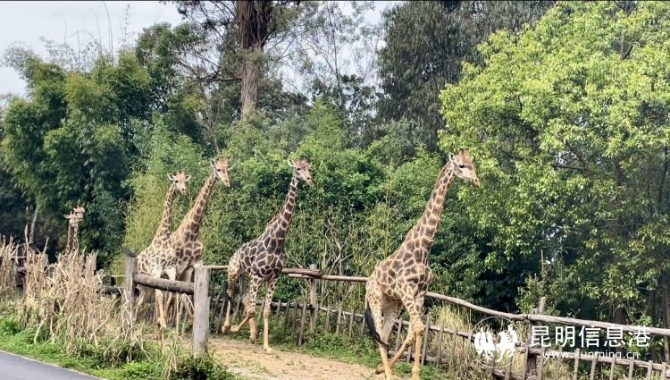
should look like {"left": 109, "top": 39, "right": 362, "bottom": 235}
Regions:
{"left": 64, "top": 214, "right": 71, "bottom": 219}
{"left": 448, "top": 153, "right": 455, "bottom": 161}
{"left": 185, "top": 175, "right": 192, "bottom": 182}
{"left": 210, "top": 159, "right": 216, "bottom": 168}
{"left": 168, "top": 174, "right": 175, "bottom": 181}
{"left": 287, "top": 159, "right": 296, "bottom": 168}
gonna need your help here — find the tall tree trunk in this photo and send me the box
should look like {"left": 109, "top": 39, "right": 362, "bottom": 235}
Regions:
{"left": 241, "top": 45, "right": 261, "bottom": 117}
{"left": 237, "top": 1, "right": 272, "bottom": 117}
{"left": 29, "top": 204, "right": 39, "bottom": 244}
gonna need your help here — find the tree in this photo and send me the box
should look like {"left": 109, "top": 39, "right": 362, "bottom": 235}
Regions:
{"left": 169, "top": 1, "right": 303, "bottom": 117}
{"left": 283, "top": 1, "right": 381, "bottom": 147}
{"left": 377, "top": 0, "right": 555, "bottom": 154}
{"left": 439, "top": 1, "right": 670, "bottom": 323}
{"left": 1, "top": 46, "right": 154, "bottom": 259}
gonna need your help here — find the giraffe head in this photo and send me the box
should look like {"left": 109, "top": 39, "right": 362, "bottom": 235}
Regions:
{"left": 210, "top": 157, "right": 231, "bottom": 187}
{"left": 64, "top": 208, "right": 84, "bottom": 227}
{"left": 72, "top": 205, "right": 85, "bottom": 221}
{"left": 168, "top": 171, "right": 192, "bottom": 195}
{"left": 288, "top": 158, "right": 313, "bottom": 186}
{"left": 448, "top": 148, "right": 480, "bottom": 187}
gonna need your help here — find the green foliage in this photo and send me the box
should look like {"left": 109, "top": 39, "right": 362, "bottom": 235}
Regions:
{"left": 171, "top": 353, "right": 235, "bottom": 380}
{"left": 440, "top": 1, "right": 670, "bottom": 319}
{"left": 378, "top": 0, "right": 555, "bottom": 155}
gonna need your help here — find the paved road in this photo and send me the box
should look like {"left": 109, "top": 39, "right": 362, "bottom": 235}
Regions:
{"left": 0, "top": 351, "right": 100, "bottom": 380}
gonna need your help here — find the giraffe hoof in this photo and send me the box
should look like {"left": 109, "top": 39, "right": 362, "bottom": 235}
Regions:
{"left": 222, "top": 325, "right": 230, "bottom": 334}
{"left": 375, "top": 365, "right": 385, "bottom": 375}
{"left": 263, "top": 346, "right": 273, "bottom": 354}
{"left": 229, "top": 326, "right": 240, "bottom": 333}
{"left": 249, "top": 335, "right": 257, "bottom": 344}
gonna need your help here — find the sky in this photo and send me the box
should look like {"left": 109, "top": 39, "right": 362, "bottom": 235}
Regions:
{"left": 0, "top": 1, "right": 399, "bottom": 98}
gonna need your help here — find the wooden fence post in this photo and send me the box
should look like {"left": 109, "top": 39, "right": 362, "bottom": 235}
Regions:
{"left": 527, "top": 296, "right": 547, "bottom": 378}
{"left": 309, "top": 264, "right": 319, "bottom": 332}
{"left": 192, "top": 265, "right": 211, "bottom": 355}
{"left": 123, "top": 255, "right": 137, "bottom": 330}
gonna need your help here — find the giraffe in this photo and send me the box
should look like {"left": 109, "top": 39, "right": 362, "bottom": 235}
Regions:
{"left": 364, "top": 149, "right": 480, "bottom": 380}
{"left": 221, "top": 158, "right": 313, "bottom": 353}
{"left": 64, "top": 206, "right": 85, "bottom": 254}
{"left": 166, "top": 157, "right": 231, "bottom": 319}
{"left": 64, "top": 211, "right": 76, "bottom": 253}
{"left": 135, "top": 171, "right": 191, "bottom": 330}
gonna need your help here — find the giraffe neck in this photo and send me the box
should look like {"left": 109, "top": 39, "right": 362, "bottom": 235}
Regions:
{"left": 177, "top": 171, "right": 218, "bottom": 238}
{"left": 65, "top": 225, "right": 72, "bottom": 253}
{"left": 71, "top": 223, "right": 80, "bottom": 253}
{"left": 266, "top": 173, "right": 300, "bottom": 243}
{"left": 411, "top": 160, "right": 456, "bottom": 256}
{"left": 153, "top": 183, "right": 178, "bottom": 243}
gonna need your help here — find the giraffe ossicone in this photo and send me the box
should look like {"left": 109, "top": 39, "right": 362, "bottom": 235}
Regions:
{"left": 364, "top": 149, "right": 480, "bottom": 380}
{"left": 221, "top": 157, "right": 313, "bottom": 354}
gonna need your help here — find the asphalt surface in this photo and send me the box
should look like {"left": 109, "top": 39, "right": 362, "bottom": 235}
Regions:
{"left": 0, "top": 351, "right": 100, "bottom": 380}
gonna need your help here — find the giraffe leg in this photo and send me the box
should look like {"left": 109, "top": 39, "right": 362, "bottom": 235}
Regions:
{"left": 156, "top": 267, "right": 178, "bottom": 331}
{"left": 374, "top": 298, "right": 403, "bottom": 374}
{"left": 173, "top": 267, "right": 194, "bottom": 321}
{"left": 364, "top": 279, "right": 393, "bottom": 380}
{"left": 230, "top": 276, "right": 261, "bottom": 344}
{"left": 383, "top": 290, "right": 426, "bottom": 380}
{"left": 262, "top": 275, "right": 279, "bottom": 353}
{"left": 222, "top": 263, "right": 240, "bottom": 334}
{"left": 409, "top": 290, "right": 427, "bottom": 380}
{"left": 182, "top": 258, "right": 198, "bottom": 320}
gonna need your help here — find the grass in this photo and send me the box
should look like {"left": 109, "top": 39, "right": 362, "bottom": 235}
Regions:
{"left": 0, "top": 317, "right": 160, "bottom": 380}
{"left": 0, "top": 238, "right": 236, "bottom": 380}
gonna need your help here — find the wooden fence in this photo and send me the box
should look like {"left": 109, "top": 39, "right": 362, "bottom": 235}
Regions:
{"left": 11, "top": 249, "right": 670, "bottom": 380}
{"left": 112, "top": 256, "right": 670, "bottom": 380}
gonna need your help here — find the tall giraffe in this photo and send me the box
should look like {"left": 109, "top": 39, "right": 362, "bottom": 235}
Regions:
{"left": 364, "top": 149, "right": 480, "bottom": 380}
{"left": 64, "top": 206, "right": 85, "bottom": 254}
{"left": 221, "top": 158, "right": 313, "bottom": 353}
{"left": 166, "top": 157, "right": 231, "bottom": 319}
{"left": 135, "top": 171, "right": 191, "bottom": 330}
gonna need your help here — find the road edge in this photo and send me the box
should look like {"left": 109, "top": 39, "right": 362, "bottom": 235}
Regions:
{"left": 0, "top": 349, "right": 103, "bottom": 379}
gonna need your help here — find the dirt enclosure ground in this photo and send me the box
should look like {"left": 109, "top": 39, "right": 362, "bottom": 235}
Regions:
{"left": 208, "top": 337, "right": 404, "bottom": 380}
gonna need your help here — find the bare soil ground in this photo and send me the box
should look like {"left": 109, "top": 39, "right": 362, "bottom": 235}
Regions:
{"left": 207, "top": 337, "right": 404, "bottom": 380}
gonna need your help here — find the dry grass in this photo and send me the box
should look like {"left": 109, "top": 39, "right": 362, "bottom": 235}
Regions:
{"left": 0, "top": 237, "right": 19, "bottom": 295}
{"left": 10, "top": 242, "right": 187, "bottom": 376}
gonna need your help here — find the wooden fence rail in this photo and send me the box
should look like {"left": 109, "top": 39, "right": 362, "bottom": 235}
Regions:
{"left": 12, "top": 253, "right": 670, "bottom": 380}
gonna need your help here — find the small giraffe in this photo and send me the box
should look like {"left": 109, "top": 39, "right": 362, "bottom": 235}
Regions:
{"left": 64, "top": 211, "right": 75, "bottom": 253}
{"left": 136, "top": 171, "right": 191, "bottom": 330}
{"left": 64, "top": 206, "right": 85, "bottom": 254}
{"left": 221, "top": 158, "right": 313, "bottom": 353}
{"left": 166, "top": 157, "right": 231, "bottom": 319}
{"left": 364, "top": 149, "right": 480, "bottom": 380}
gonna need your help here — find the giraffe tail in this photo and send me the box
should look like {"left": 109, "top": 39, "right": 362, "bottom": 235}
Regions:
{"left": 222, "top": 280, "right": 232, "bottom": 309}
{"left": 364, "top": 301, "right": 389, "bottom": 350}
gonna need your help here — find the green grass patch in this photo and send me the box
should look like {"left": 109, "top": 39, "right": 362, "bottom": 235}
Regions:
{"left": 0, "top": 315, "right": 236, "bottom": 380}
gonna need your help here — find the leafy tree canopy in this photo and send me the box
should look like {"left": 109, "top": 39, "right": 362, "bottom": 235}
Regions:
{"left": 440, "top": 1, "right": 670, "bottom": 319}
